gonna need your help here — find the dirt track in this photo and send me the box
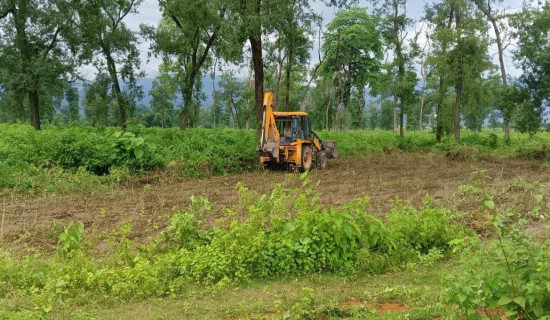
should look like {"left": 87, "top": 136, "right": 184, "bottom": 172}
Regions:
{"left": 2, "top": 152, "right": 549, "bottom": 251}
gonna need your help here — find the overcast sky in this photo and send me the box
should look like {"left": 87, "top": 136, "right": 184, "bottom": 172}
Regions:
{"left": 112, "top": 0, "right": 526, "bottom": 80}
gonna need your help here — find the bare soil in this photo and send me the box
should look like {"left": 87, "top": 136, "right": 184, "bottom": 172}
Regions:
{"left": 1, "top": 153, "right": 549, "bottom": 252}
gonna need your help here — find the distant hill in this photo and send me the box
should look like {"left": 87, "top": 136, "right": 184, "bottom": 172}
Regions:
{"left": 72, "top": 76, "right": 385, "bottom": 112}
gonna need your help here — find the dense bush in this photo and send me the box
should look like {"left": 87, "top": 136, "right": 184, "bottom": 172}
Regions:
{"left": 0, "top": 124, "right": 258, "bottom": 192}
{"left": 2, "top": 123, "right": 550, "bottom": 193}
{"left": 0, "top": 179, "right": 468, "bottom": 316}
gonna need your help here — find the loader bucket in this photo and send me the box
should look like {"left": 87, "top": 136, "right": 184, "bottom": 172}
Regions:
{"left": 322, "top": 140, "right": 338, "bottom": 159}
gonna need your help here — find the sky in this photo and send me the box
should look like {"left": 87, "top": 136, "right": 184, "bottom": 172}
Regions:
{"left": 106, "top": 0, "right": 526, "bottom": 81}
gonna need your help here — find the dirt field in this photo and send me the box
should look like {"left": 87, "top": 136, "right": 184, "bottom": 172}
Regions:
{"left": 2, "top": 152, "right": 549, "bottom": 251}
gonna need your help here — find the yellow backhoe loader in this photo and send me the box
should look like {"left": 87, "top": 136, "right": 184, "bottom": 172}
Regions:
{"left": 257, "top": 92, "right": 337, "bottom": 171}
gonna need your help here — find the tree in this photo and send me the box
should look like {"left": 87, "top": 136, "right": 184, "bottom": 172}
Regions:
{"left": 65, "top": 86, "right": 80, "bottom": 122}
{"left": 449, "top": 0, "right": 491, "bottom": 140}
{"left": 142, "top": 0, "right": 235, "bottom": 130}
{"left": 510, "top": 3, "right": 550, "bottom": 133}
{"left": 321, "top": 7, "right": 382, "bottom": 131}
{"left": 277, "top": 4, "right": 315, "bottom": 110}
{"left": 224, "top": 0, "right": 351, "bottom": 136}
{"left": 373, "top": 0, "right": 419, "bottom": 137}
{"left": 149, "top": 68, "right": 177, "bottom": 128}
{"left": 217, "top": 71, "right": 253, "bottom": 128}
{"left": 425, "top": 1, "right": 455, "bottom": 142}
{"left": 0, "top": 0, "right": 76, "bottom": 130}
{"left": 425, "top": 0, "right": 491, "bottom": 141}
{"left": 83, "top": 73, "right": 113, "bottom": 127}
{"left": 77, "top": 0, "right": 143, "bottom": 130}
{"left": 473, "top": 0, "right": 511, "bottom": 138}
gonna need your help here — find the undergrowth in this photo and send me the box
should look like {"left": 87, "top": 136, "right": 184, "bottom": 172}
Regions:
{"left": 2, "top": 123, "right": 550, "bottom": 195}
{"left": 444, "top": 199, "right": 550, "bottom": 319}
{"left": 0, "top": 175, "right": 469, "bottom": 318}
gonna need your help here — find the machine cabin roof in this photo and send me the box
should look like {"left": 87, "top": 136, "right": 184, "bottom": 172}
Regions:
{"left": 273, "top": 111, "right": 308, "bottom": 117}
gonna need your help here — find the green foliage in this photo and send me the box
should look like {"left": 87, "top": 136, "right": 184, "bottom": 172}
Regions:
{"left": 109, "top": 129, "right": 161, "bottom": 172}
{"left": 319, "top": 6, "right": 382, "bottom": 130}
{"left": 0, "top": 180, "right": 467, "bottom": 316}
{"left": 76, "top": 0, "right": 144, "bottom": 128}
{"left": 57, "top": 222, "right": 85, "bottom": 259}
{"left": 3, "top": 125, "right": 550, "bottom": 194}
{"left": 0, "top": 124, "right": 258, "bottom": 192}
{"left": 0, "top": 0, "right": 77, "bottom": 128}
{"left": 444, "top": 206, "right": 550, "bottom": 319}
{"left": 511, "top": 4, "right": 550, "bottom": 128}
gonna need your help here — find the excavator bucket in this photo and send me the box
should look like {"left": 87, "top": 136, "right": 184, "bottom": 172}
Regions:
{"left": 322, "top": 140, "right": 338, "bottom": 159}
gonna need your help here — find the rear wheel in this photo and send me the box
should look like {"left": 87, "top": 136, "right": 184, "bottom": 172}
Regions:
{"left": 301, "top": 145, "right": 312, "bottom": 171}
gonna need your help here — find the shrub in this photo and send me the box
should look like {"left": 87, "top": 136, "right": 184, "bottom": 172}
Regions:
{"left": 444, "top": 207, "right": 550, "bottom": 319}
{"left": 0, "top": 178, "right": 469, "bottom": 317}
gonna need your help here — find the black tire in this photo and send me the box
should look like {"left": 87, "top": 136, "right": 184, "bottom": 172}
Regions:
{"left": 301, "top": 145, "right": 313, "bottom": 171}
{"left": 316, "top": 151, "right": 327, "bottom": 170}
{"left": 263, "top": 162, "right": 275, "bottom": 170}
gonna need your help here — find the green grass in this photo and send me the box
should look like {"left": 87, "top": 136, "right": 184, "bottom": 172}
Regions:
{"left": 1, "top": 123, "right": 550, "bottom": 195}
{"left": 44, "top": 258, "right": 464, "bottom": 320}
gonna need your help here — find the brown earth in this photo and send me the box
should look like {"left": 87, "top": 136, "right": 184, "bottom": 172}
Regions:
{"left": 1, "top": 152, "right": 549, "bottom": 252}
{"left": 339, "top": 299, "right": 409, "bottom": 314}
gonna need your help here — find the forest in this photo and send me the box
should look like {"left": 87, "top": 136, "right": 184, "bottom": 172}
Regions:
{"left": 0, "top": 0, "right": 548, "bottom": 138}
{"left": 2, "top": 1, "right": 550, "bottom": 320}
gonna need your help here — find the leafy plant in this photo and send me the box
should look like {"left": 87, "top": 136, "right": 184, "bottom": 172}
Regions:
{"left": 444, "top": 206, "right": 550, "bottom": 319}
{"left": 57, "top": 221, "right": 85, "bottom": 259}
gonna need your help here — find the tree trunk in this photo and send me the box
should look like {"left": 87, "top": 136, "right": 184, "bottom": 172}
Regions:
{"left": 436, "top": 105, "right": 443, "bottom": 143}
{"left": 284, "top": 51, "right": 293, "bottom": 111}
{"left": 249, "top": 35, "right": 264, "bottom": 138}
{"left": 325, "top": 89, "right": 332, "bottom": 131}
{"left": 393, "top": 95, "right": 398, "bottom": 133}
{"left": 399, "top": 105, "right": 404, "bottom": 137}
{"left": 181, "top": 83, "right": 194, "bottom": 130}
{"left": 454, "top": 3, "right": 462, "bottom": 141}
{"left": 358, "top": 86, "right": 365, "bottom": 129}
{"left": 393, "top": 0, "right": 406, "bottom": 137}
{"left": 29, "top": 89, "right": 40, "bottom": 130}
{"left": 105, "top": 53, "right": 127, "bottom": 130}
{"left": 211, "top": 58, "right": 218, "bottom": 128}
{"left": 419, "top": 64, "right": 426, "bottom": 131}
{"left": 436, "top": 7, "right": 455, "bottom": 143}
{"left": 473, "top": 0, "right": 509, "bottom": 139}
{"left": 274, "top": 46, "right": 283, "bottom": 110}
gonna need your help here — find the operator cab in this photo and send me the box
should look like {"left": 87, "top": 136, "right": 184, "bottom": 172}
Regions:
{"left": 276, "top": 116, "right": 311, "bottom": 145}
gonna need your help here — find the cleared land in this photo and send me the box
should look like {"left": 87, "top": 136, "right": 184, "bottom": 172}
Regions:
{"left": 2, "top": 152, "right": 549, "bottom": 251}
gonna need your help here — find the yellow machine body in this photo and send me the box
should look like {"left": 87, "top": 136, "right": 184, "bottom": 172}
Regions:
{"left": 258, "top": 92, "right": 337, "bottom": 171}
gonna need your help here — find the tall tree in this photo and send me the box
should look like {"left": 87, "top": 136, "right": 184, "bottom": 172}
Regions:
{"left": 65, "top": 86, "right": 80, "bottom": 122}
{"left": 425, "top": 0, "right": 491, "bottom": 141}
{"left": 0, "top": 0, "right": 76, "bottom": 130}
{"left": 278, "top": 4, "right": 315, "bottom": 110}
{"left": 321, "top": 7, "right": 382, "bottom": 131}
{"left": 509, "top": 3, "right": 550, "bottom": 133}
{"left": 77, "top": 0, "right": 143, "bottom": 129}
{"left": 149, "top": 64, "right": 177, "bottom": 128}
{"left": 218, "top": 71, "right": 251, "bottom": 128}
{"left": 450, "top": 0, "right": 491, "bottom": 140}
{"left": 425, "top": 1, "right": 455, "bottom": 142}
{"left": 83, "top": 73, "right": 113, "bottom": 127}
{"left": 225, "top": 0, "right": 351, "bottom": 135}
{"left": 373, "top": 0, "right": 419, "bottom": 137}
{"left": 473, "top": 0, "right": 510, "bottom": 138}
{"left": 142, "top": 0, "right": 235, "bottom": 130}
